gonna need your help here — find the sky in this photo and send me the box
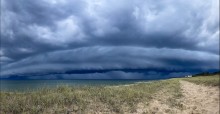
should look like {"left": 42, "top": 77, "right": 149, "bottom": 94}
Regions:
{"left": 0, "top": 0, "right": 219, "bottom": 79}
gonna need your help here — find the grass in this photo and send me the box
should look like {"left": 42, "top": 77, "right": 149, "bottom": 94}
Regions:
{"left": 161, "top": 79, "right": 183, "bottom": 109}
{"left": 183, "top": 75, "right": 219, "bottom": 86}
{"left": 0, "top": 74, "right": 218, "bottom": 113}
{"left": 0, "top": 79, "right": 182, "bottom": 114}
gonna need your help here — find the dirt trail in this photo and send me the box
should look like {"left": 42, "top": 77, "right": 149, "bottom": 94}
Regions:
{"left": 67, "top": 80, "right": 220, "bottom": 114}
{"left": 180, "top": 80, "right": 219, "bottom": 114}
{"left": 138, "top": 80, "right": 219, "bottom": 114}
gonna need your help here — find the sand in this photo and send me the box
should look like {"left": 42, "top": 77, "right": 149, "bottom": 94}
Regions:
{"left": 180, "top": 80, "right": 219, "bottom": 114}
{"left": 135, "top": 80, "right": 219, "bottom": 114}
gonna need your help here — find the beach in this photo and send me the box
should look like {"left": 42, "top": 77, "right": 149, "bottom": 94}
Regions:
{"left": 0, "top": 75, "right": 219, "bottom": 114}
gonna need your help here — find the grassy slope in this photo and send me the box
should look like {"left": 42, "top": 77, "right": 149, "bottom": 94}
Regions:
{"left": 0, "top": 79, "right": 181, "bottom": 114}
{"left": 183, "top": 75, "right": 219, "bottom": 86}
{"left": 0, "top": 75, "right": 218, "bottom": 114}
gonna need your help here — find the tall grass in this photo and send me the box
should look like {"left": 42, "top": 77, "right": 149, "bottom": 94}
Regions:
{"left": 183, "top": 75, "right": 219, "bottom": 86}
{"left": 0, "top": 79, "right": 182, "bottom": 114}
{"left": 3, "top": 74, "right": 218, "bottom": 114}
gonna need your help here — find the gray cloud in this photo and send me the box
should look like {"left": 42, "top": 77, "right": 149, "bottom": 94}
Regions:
{"left": 26, "top": 71, "right": 146, "bottom": 80}
{"left": 1, "top": 0, "right": 219, "bottom": 79}
{"left": 1, "top": 46, "right": 218, "bottom": 76}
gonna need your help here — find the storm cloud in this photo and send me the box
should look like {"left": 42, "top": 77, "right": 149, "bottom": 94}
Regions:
{"left": 0, "top": 0, "right": 219, "bottom": 79}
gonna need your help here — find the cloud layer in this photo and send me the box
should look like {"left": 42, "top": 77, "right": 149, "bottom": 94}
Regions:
{"left": 1, "top": 0, "right": 219, "bottom": 79}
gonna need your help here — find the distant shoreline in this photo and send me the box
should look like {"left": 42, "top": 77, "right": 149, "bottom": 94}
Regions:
{"left": 1, "top": 75, "right": 218, "bottom": 113}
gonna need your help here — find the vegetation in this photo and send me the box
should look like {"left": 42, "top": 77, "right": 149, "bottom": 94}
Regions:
{"left": 192, "top": 71, "right": 220, "bottom": 77}
{"left": 0, "top": 74, "right": 218, "bottom": 114}
{"left": 0, "top": 79, "right": 182, "bottom": 114}
{"left": 183, "top": 74, "right": 219, "bottom": 86}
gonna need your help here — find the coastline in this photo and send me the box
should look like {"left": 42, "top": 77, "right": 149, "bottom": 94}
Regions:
{"left": 0, "top": 75, "right": 219, "bottom": 114}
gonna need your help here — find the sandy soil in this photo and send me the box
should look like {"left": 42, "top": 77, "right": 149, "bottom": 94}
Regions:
{"left": 138, "top": 89, "right": 181, "bottom": 114}
{"left": 135, "top": 80, "right": 219, "bottom": 114}
{"left": 66, "top": 80, "right": 220, "bottom": 114}
{"left": 180, "top": 80, "right": 219, "bottom": 114}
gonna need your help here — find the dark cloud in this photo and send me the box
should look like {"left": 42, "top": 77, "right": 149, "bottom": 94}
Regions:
{"left": 0, "top": 0, "right": 219, "bottom": 79}
{"left": 1, "top": 47, "right": 218, "bottom": 78}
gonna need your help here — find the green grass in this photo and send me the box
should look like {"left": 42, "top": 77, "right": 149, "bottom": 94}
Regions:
{"left": 0, "top": 79, "right": 182, "bottom": 114}
{"left": 183, "top": 75, "right": 219, "bottom": 86}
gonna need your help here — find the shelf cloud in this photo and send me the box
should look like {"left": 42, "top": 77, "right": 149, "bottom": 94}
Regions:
{"left": 1, "top": 0, "right": 219, "bottom": 79}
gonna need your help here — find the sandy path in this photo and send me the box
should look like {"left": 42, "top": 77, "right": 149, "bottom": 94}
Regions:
{"left": 137, "top": 80, "right": 220, "bottom": 114}
{"left": 87, "top": 80, "right": 219, "bottom": 114}
{"left": 180, "top": 80, "right": 219, "bottom": 114}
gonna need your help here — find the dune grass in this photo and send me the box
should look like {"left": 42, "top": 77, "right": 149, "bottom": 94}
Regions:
{"left": 0, "top": 79, "right": 182, "bottom": 114}
{"left": 183, "top": 75, "right": 219, "bottom": 86}
{"left": 1, "top": 75, "right": 218, "bottom": 114}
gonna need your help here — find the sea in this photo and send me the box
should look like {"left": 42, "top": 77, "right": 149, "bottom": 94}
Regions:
{"left": 0, "top": 80, "right": 151, "bottom": 92}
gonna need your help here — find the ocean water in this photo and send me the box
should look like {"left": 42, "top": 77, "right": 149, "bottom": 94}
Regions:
{"left": 0, "top": 80, "right": 149, "bottom": 92}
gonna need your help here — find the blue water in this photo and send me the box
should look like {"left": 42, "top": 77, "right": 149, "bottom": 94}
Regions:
{"left": 0, "top": 80, "right": 149, "bottom": 92}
